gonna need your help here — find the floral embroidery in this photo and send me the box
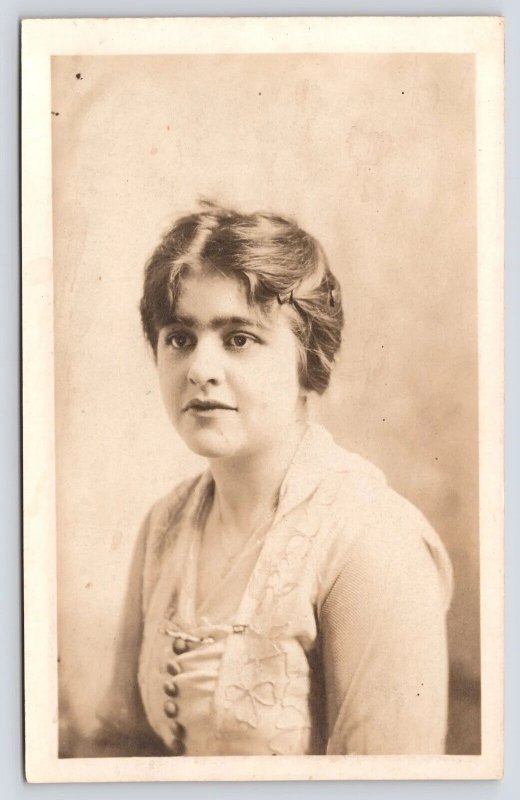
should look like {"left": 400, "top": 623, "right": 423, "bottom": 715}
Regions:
{"left": 269, "top": 718, "right": 311, "bottom": 754}
{"left": 268, "top": 724, "right": 311, "bottom": 755}
{"left": 246, "top": 501, "right": 329, "bottom": 625}
{"left": 246, "top": 627, "right": 287, "bottom": 665}
{"left": 241, "top": 628, "right": 291, "bottom": 692}
{"left": 268, "top": 679, "right": 312, "bottom": 754}
{"left": 223, "top": 669, "right": 277, "bottom": 728}
{"left": 222, "top": 488, "right": 340, "bottom": 747}
{"left": 284, "top": 530, "right": 314, "bottom": 560}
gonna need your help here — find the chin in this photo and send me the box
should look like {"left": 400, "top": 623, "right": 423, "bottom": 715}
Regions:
{"left": 181, "top": 428, "right": 242, "bottom": 460}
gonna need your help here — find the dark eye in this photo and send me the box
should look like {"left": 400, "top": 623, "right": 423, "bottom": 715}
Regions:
{"left": 228, "top": 334, "right": 252, "bottom": 349}
{"left": 166, "top": 332, "right": 193, "bottom": 350}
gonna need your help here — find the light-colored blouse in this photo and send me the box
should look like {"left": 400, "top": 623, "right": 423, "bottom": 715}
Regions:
{"left": 95, "top": 424, "right": 452, "bottom": 757}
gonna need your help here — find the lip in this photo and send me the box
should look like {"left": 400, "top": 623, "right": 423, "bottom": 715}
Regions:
{"left": 183, "top": 399, "right": 237, "bottom": 412}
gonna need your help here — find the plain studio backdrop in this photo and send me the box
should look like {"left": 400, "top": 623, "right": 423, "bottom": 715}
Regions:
{"left": 51, "top": 53, "right": 478, "bottom": 754}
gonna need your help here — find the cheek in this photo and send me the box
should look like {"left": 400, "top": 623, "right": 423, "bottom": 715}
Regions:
{"left": 255, "top": 348, "right": 304, "bottom": 405}
{"left": 157, "top": 359, "right": 183, "bottom": 404}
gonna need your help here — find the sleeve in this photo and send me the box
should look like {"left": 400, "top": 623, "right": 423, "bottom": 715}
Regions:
{"left": 85, "top": 511, "right": 169, "bottom": 757}
{"left": 319, "top": 519, "right": 450, "bottom": 755}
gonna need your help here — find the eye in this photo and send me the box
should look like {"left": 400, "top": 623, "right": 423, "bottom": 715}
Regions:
{"left": 165, "top": 331, "right": 194, "bottom": 350}
{"left": 227, "top": 333, "right": 255, "bottom": 350}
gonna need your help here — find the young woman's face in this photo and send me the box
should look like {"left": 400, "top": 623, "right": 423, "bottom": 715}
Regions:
{"left": 156, "top": 269, "right": 308, "bottom": 461}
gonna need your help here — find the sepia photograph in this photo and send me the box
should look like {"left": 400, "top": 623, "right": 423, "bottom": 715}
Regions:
{"left": 21, "top": 16, "right": 503, "bottom": 782}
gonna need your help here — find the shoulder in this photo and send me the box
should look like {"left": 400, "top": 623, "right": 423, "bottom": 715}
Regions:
{"left": 136, "top": 471, "right": 210, "bottom": 611}
{"left": 141, "top": 472, "right": 208, "bottom": 558}
{"left": 137, "top": 472, "right": 209, "bottom": 608}
{"left": 145, "top": 473, "right": 204, "bottom": 531}
{"left": 309, "top": 437, "right": 453, "bottom": 611}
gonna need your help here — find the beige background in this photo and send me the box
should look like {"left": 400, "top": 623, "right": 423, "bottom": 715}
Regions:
{"left": 51, "top": 53, "right": 479, "bottom": 754}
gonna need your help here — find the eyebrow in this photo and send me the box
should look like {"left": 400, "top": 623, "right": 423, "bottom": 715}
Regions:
{"left": 166, "top": 314, "right": 267, "bottom": 331}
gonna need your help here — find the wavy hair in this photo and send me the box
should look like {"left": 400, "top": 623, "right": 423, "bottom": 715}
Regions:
{"left": 140, "top": 201, "right": 344, "bottom": 394}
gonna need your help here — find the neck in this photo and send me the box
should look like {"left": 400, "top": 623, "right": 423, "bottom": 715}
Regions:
{"left": 208, "top": 418, "right": 308, "bottom": 537}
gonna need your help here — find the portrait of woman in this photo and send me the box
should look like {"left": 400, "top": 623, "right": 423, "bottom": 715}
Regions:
{"left": 39, "top": 40, "right": 492, "bottom": 778}
{"left": 90, "top": 201, "right": 453, "bottom": 757}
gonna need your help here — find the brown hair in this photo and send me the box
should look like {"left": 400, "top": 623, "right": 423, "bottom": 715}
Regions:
{"left": 140, "top": 201, "right": 344, "bottom": 394}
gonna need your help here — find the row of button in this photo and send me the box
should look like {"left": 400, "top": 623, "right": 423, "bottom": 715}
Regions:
{"left": 164, "top": 643, "right": 186, "bottom": 754}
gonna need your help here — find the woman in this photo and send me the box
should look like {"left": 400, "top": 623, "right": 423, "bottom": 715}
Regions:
{"left": 93, "top": 202, "right": 452, "bottom": 757}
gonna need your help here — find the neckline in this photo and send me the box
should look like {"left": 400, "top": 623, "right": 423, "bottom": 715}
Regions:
{"left": 182, "top": 479, "right": 276, "bottom": 624}
{"left": 172, "top": 470, "right": 284, "bottom": 627}
{"left": 174, "top": 424, "right": 342, "bottom": 627}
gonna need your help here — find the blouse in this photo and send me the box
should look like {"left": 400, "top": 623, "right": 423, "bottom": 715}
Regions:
{"left": 93, "top": 423, "right": 453, "bottom": 757}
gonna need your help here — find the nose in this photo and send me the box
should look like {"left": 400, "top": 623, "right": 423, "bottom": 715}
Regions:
{"left": 186, "top": 336, "right": 224, "bottom": 386}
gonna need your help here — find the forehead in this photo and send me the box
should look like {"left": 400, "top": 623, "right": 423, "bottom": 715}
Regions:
{"left": 173, "top": 269, "right": 269, "bottom": 327}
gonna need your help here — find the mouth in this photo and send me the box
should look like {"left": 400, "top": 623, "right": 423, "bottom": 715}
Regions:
{"left": 183, "top": 399, "right": 238, "bottom": 412}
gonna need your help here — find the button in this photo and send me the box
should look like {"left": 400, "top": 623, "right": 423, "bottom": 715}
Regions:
{"left": 170, "top": 737, "right": 185, "bottom": 756}
{"left": 164, "top": 700, "right": 178, "bottom": 718}
{"left": 166, "top": 660, "right": 181, "bottom": 676}
{"left": 172, "top": 637, "right": 189, "bottom": 655}
{"left": 163, "top": 680, "right": 178, "bottom": 697}
{"left": 170, "top": 721, "right": 185, "bottom": 739}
